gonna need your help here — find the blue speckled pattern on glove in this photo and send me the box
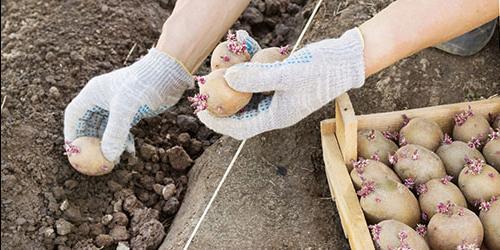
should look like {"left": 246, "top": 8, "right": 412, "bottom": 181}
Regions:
{"left": 198, "top": 28, "right": 365, "bottom": 140}
{"left": 64, "top": 48, "right": 193, "bottom": 162}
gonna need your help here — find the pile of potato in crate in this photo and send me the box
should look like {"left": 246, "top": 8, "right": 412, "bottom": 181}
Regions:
{"left": 352, "top": 106, "right": 499, "bottom": 250}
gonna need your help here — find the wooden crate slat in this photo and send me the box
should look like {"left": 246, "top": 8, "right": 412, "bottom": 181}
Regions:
{"left": 335, "top": 93, "right": 358, "bottom": 169}
{"left": 356, "top": 98, "right": 499, "bottom": 132}
{"left": 320, "top": 120, "right": 375, "bottom": 250}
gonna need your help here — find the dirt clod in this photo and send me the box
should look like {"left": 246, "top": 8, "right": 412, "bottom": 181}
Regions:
{"left": 139, "top": 143, "right": 157, "bottom": 161}
{"left": 166, "top": 146, "right": 193, "bottom": 171}
{"left": 130, "top": 220, "right": 165, "bottom": 250}
{"left": 111, "top": 212, "right": 129, "bottom": 227}
{"left": 95, "top": 234, "right": 114, "bottom": 247}
{"left": 162, "top": 183, "right": 176, "bottom": 200}
{"left": 177, "top": 115, "right": 199, "bottom": 133}
{"left": 162, "top": 197, "right": 180, "bottom": 215}
{"left": 101, "top": 214, "right": 113, "bottom": 226}
{"left": 55, "top": 219, "right": 73, "bottom": 236}
{"left": 110, "top": 225, "right": 129, "bottom": 241}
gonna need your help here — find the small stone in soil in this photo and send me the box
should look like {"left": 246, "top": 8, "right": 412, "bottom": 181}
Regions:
{"left": 162, "top": 183, "right": 176, "bottom": 200}
{"left": 48, "top": 86, "right": 60, "bottom": 98}
{"left": 95, "top": 234, "right": 114, "bottom": 247}
{"left": 153, "top": 184, "right": 164, "bottom": 195}
{"left": 101, "top": 214, "right": 113, "bottom": 225}
{"left": 55, "top": 219, "right": 73, "bottom": 236}
{"left": 166, "top": 146, "right": 193, "bottom": 171}
{"left": 111, "top": 212, "right": 129, "bottom": 226}
{"left": 43, "top": 227, "right": 56, "bottom": 238}
{"left": 110, "top": 225, "right": 129, "bottom": 241}
{"left": 123, "top": 195, "right": 144, "bottom": 214}
{"left": 163, "top": 197, "right": 180, "bottom": 215}
{"left": 139, "top": 143, "right": 157, "bottom": 161}
{"left": 177, "top": 132, "right": 191, "bottom": 147}
{"left": 116, "top": 241, "right": 130, "bottom": 250}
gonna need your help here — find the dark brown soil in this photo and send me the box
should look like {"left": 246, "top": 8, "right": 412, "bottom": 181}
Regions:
{"left": 1, "top": 0, "right": 309, "bottom": 249}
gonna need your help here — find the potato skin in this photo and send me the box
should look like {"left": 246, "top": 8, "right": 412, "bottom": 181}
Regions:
{"left": 67, "top": 137, "right": 115, "bottom": 176}
{"left": 200, "top": 69, "right": 252, "bottom": 117}
{"left": 250, "top": 47, "right": 288, "bottom": 64}
{"left": 483, "top": 138, "right": 500, "bottom": 171}
{"left": 479, "top": 199, "right": 500, "bottom": 250}
{"left": 393, "top": 144, "right": 446, "bottom": 185}
{"left": 360, "top": 180, "right": 420, "bottom": 227}
{"left": 358, "top": 129, "right": 399, "bottom": 165}
{"left": 453, "top": 114, "right": 491, "bottom": 144}
{"left": 400, "top": 117, "right": 443, "bottom": 151}
{"left": 427, "top": 206, "right": 483, "bottom": 250}
{"left": 210, "top": 41, "right": 250, "bottom": 71}
{"left": 374, "top": 220, "right": 429, "bottom": 250}
{"left": 436, "top": 141, "right": 485, "bottom": 178}
{"left": 458, "top": 164, "right": 500, "bottom": 204}
{"left": 418, "top": 178, "right": 467, "bottom": 219}
{"left": 350, "top": 159, "right": 401, "bottom": 190}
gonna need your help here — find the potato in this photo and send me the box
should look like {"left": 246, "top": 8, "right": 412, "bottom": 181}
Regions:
{"left": 453, "top": 108, "right": 491, "bottom": 145}
{"left": 392, "top": 144, "right": 446, "bottom": 185}
{"left": 359, "top": 179, "right": 420, "bottom": 227}
{"left": 400, "top": 117, "right": 443, "bottom": 151}
{"left": 418, "top": 178, "right": 467, "bottom": 219}
{"left": 350, "top": 159, "right": 401, "bottom": 190}
{"left": 479, "top": 197, "right": 500, "bottom": 250}
{"left": 483, "top": 137, "right": 499, "bottom": 171}
{"left": 358, "top": 129, "right": 399, "bottom": 165}
{"left": 250, "top": 47, "right": 289, "bottom": 64}
{"left": 458, "top": 158, "right": 500, "bottom": 205}
{"left": 66, "top": 137, "right": 115, "bottom": 176}
{"left": 493, "top": 115, "right": 500, "bottom": 130}
{"left": 370, "top": 220, "right": 429, "bottom": 250}
{"left": 427, "top": 204, "right": 483, "bottom": 250}
{"left": 210, "top": 41, "right": 250, "bottom": 71}
{"left": 436, "top": 140, "right": 485, "bottom": 178}
{"left": 198, "top": 69, "right": 252, "bottom": 117}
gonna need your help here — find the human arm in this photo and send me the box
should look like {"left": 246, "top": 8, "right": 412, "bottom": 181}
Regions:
{"left": 64, "top": 0, "right": 251, "bottom": 163}
{"left": 198, "top": 0, "right": 499, "bottom": 140}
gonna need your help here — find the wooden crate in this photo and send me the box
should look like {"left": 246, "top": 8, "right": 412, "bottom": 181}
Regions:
{"left": 320, "top": 93, "right": 499, "bottom": 250}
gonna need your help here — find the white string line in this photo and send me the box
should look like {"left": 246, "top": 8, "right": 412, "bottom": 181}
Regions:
{"left": 182, "top": 1, "right": 323, "bottom": 249}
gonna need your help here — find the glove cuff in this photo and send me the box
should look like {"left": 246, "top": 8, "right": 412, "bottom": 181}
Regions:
{"left": 337, "top": 27, "right": 366, "bottom": 89}
{"left": 131, "top": 48, "right": 194, "bottom": 91}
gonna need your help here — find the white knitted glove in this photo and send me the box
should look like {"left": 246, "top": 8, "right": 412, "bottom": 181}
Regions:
{"left": 64, "top": 48, "right": 193, "bottom": 162}
{"left": 198, "top": 28, "right": 365, "bottom": 140}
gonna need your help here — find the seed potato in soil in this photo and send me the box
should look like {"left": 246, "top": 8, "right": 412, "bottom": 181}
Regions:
{"left": 479, "top": 197, "right": 500, "bottom": 250}
{"left": 436, "top": 137, "right": 485, "bottom": 179}
{"left": 65, "top": 137, "right": 115, "bottom": 176}
{"left": 458, "top": 158, "right": 500, "bottom": 205}
{"left": 359, "top": 179, "right": 420, "bottom": 228}
{"left": 369, "top": 219, "right": 429, "bottom": 250}
{"left": 417, "top": 177, "right": 467, "bottom": 219}
{"left": 357, "top": 129, "right": 399, "bottom": 166}
{"left": 482, "top": 136, "right": 499, "bottom": 170}
{"left": 392, "top": 144, "right": 446, "bottom": 185}
{"left": 399, "top": 117, "right": 443, "bottom": 151}
{"left": 350, "top": 159, "right": 401, "bottom": 190}
{"left": 427, "top": 204, "right": 483, "bottom": 250}
{"left": 453, "top": 107, "right": 492, "bottom": 145}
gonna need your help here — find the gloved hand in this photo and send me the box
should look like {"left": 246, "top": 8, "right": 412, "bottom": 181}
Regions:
{"left": 198, "top": 28, "right": 366, "bottom": 140}
{"left": 64, "top": 48, "right": 193, "bottom": 162}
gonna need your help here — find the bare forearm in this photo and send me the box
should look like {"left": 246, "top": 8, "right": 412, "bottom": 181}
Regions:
{"left": 360, "top": 0, "right": 498, "bottom": 77}
{"left": 157, "top": 0, "right": 251, "bottom": 73}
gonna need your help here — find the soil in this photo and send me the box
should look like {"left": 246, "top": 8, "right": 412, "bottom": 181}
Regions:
{"left": 1, "top": 0, "right": 310, "bottom": 249}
